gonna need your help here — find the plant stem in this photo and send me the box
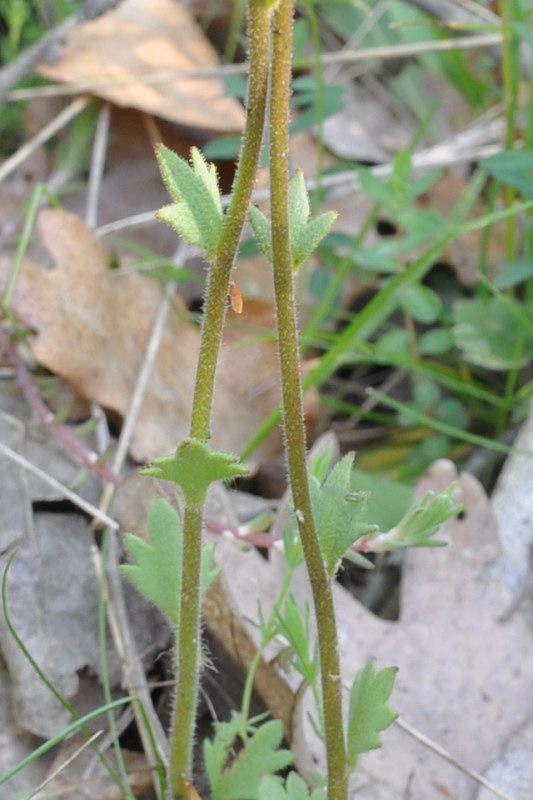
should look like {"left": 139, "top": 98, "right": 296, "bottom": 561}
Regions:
{"left": 190, "top": 0, "right": 272, "bottom": 440}
{"left": 168, "top": 3, "right": 272, "bottom": 797}
{"left": 269, "top": 3, "right": 348, "bottom": 799}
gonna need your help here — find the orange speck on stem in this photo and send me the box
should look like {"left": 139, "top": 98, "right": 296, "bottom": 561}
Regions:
{"left": 229, "top": 281, "right": 243, "bottom": 314}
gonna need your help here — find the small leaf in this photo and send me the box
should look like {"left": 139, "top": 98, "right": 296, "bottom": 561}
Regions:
{"left": 248, "top": 170, "right": 336, "bottom": 270}
{"left": 121, "top": 499, "right": 181, "bottom": 624}
{"left": 156, "top": 144, "right": 223, "bottom": 258}
{"left": 288, "top": 170, "right": 336, "bottom": 269}
{"left": 288, "top": 169, "right": 310, "bottom": 231}
{"left": 258, "top": 773, "right": 326, "bottom": 800}
{"left": 205, "top": 714, "right": 293, "bottom": 800}
{"left": 143, "top": 438, "right": 248, "bottom": 507}
{"left": 347, "top": 659, "right": 397, "bottom": 771}
{"left": 291, "top": 210, "right": 337, "bottom": 270}
{"left": 120, "top": 499, "right": 220, "bottom": 625}
{"left": 381, "top": 484, "right": 461, "bottom": 550}
{"left": 275, "top": 596, "right": 318, "bottom": 684}
{"left": 483, "top": 150, "right": 533, "bottom": 197}
{"left": 309, "top": 453, "right": 378, "bottom": 574}
{"left": 248, "top": 204, "right": 273, "bottom": 262}
{"left": 452, "top": 295, "right": 533, "bottom": 370}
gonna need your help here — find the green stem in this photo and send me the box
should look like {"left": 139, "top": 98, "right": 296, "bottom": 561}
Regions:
{"left": 168, "top": 504, "right": 203, "bottom": 799}
{"left": 269, "top": 3, "right": 348, "bottom": 799}
{"left": 169, "top": 3, "right": 272, "bottom": 797}
{"left": 498, "top": 0, "right": 519, "bottom": 258}
{"left": 190, "top": 0, "right": 272, "bottom": 440}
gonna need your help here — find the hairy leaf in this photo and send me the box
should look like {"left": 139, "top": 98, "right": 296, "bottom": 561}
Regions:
{"left": 348, "top": 659, "right": 397, "bottom": 770}
{"left": 309, "top": 453, "right": 378, "bottom": 574}
{"left": 248, "top": 170, "right": 336, "bottom": 271}
{"left": 120, "top": 498, "right": 219, "bottom": 624}
{"left": 143, "top": 438, "right": 248, "bottom": 507}
{"left": 156, "top": 144, "right": 223, "bottom": 258}
{"left": 205, "top": 713, "right": 293, "bottom": 800}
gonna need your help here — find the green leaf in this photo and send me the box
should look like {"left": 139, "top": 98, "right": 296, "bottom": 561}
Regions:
{"left": 379, "top": 483, "right": 461, "bottom": 551}
{"left": 143, "top": 438, "right": 248, "bottom": 507}
{"left": 258, "top": 773, "right": 326, "bottom": 800}
{"left": 357, "top": 166, "right": 394, "bottom": 211}
{"left": 275, "top": 596, "right": 318, "bottom": 684}
{"left": 347, "top": 660, "right": 397, "bottom": 771}
{"left": 350, "top": 470, "right": 412, "bottom": 533}
{"left": 493, "top": 258, "right": 533, "bottom": 290}
{"left": 417, "top": 328, "right": 453, "bottom": 355}
{"left": 205, "top": 714, "right": 293, "bottom": 800}
{"left": 289, "top": 170, "right": 336, "bottom": 269}
{"left": 248, "top": 170, "right": 336, "bottom": 270}
{"left": 309, "top": 453, "right": 379, "bottom": 574}
{"left": 120, "top": 499, "right": 220, "bottom": 625}
{"left": 248, "top": 204, "right": 273, "bottom": 262}
{"left": 156, "top": 144, "right": 223, "bottom": 258}
{"left": 452, "top": 295, "right": 533, "bottom": 370}
{"left": 483, "top": 150, "right": 533, "bottom": 197}
{"left": 395, "top": 282, "right": 442, "bottom": 323}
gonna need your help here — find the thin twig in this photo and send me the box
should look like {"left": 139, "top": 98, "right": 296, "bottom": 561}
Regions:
{"left": 90, "top": 543, "right": 169, "bottom": 785}
{"left": 0, "top": 442, "right": 119, "bottom": 529}
{"left": 0, "top": 333, "right": 121, "bottom": 485}
{"left": 0, "top": 96, "right": 90, "bottom": 184}
{"left": 5, "top": 32, "right": 504, "bottom": 104}
{"left": 25, "top": 730, "right": 103, "bottom": 800}
{"left": 0, "top": 0, "right": 125, "bottom": 102}
{"left": 394, "top": 716, "right": 520, "bottom": 800}
{"left": 85, "top": 101, "right": 111, "bottom": 229}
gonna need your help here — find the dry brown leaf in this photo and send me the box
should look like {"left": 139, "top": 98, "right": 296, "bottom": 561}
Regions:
{"left": 0, "top": 209, "right": 314, "bottom": 463}
{"left": 323, "top": 81, "right": 414, "bottom": 163}
{"left": 36, "top": 0, "right": 245, "bottom": 133}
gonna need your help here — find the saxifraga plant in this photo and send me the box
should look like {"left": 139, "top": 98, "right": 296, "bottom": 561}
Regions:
{"left": 120, "top": 2, "right": 462, "bottom": 798}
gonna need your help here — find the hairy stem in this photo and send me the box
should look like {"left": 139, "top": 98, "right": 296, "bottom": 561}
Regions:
{"left": 269, "top": 2, "right": 348, "bottom": 798}
{"left": 168, "top": 3, "right": 272, "bottom": 797}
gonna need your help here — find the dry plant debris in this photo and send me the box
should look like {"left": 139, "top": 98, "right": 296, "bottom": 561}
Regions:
{"left": 0, "top": 208, "right": 317, "bottom": 464}
{"left": 36, "top": 0, "right": 245, "bottom": 132}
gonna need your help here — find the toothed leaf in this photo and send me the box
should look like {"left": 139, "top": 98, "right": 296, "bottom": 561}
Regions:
{"left": 120, "top": 499, "right": 219, "bottom": 624}
{"left": 309, "top": 453, "right": 378, "bottom": 574}
{"left": 143, "top": 438, "right": 248, "bottom": 507}
{"left": 205, "top": 713, "right": 293, "bottom": 800}
{"left": 156, "top": 144, "right": 223, "bottom": 258}
{"left": 258, "top": 773, "right": 326, "bottom": 800}
{"left": 348, "top": 659, "right": 397, "bottom": 770}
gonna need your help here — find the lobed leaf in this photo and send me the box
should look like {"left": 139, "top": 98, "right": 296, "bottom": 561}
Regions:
{"left": 156, "top": 144, "right": 223, "bottom": 258}
{"left": 309, "top": 453, "right": 378, "bottom": 574}
{"left": 248, "top": 204, "right": 273, "bottom": 262}
{"left": 258, "top": 773, "right": 326, "bottom": 800}
{"left": 347, "top": 659, "right": 397, "bottom": 770}
{"left": 248, "top": 169, "right": 336, "bottom": 271}
{"left": 120, "top": 499, "right": 219, "bottom": 625}
{"left": 143, "top": 438, "right": 248, "bottom": 507}
{"left": 205, "top": 714, "right": 293, "bottom": 800}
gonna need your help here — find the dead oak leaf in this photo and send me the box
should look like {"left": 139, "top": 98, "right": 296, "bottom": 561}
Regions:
{"left": 0, "top": 208, "right": 298, "bottom": 463}
{"left": 37, "top": 0, "right": 245, "bottom": 133}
